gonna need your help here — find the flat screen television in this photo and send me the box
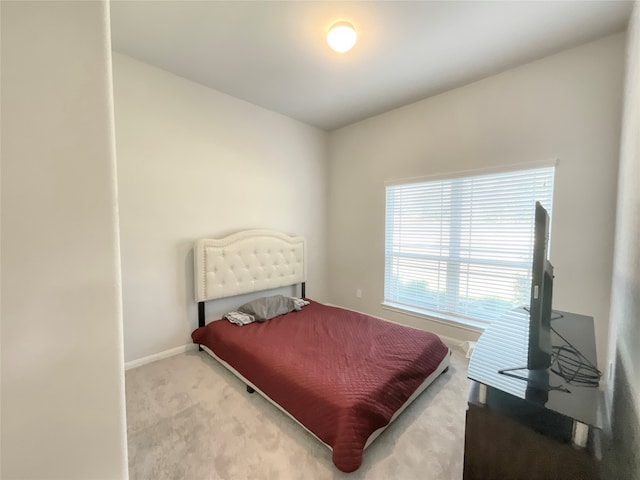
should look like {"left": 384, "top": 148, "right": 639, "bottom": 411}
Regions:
{"left": 527, "top": 201, "right": 554, "bottom": 370}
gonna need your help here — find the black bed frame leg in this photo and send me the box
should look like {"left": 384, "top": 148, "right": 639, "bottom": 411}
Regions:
{"left": 247, "top": 385, "right": 255, "bottom": 394}
{"left": 198, "top": 301, "right": 205, "bottom": 328}
{"left": 198, "top": 301, "right": 205, "bottom": 352}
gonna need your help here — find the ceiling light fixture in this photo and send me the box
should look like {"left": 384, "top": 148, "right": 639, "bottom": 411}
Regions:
{"left": 327, "top": 21, "right": 357, "bottom": 53}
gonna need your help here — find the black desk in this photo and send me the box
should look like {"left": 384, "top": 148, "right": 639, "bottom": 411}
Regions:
{"left": 464, "top": 308, "right": 602, "bottom": 480}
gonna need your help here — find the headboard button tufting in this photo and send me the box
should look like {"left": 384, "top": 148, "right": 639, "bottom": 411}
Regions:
{"left": 194, "top": 230, "right": 306, "bottom": 303}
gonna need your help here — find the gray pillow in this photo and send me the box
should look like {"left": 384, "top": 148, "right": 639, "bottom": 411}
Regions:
{"left": 237, "top": 295, "right": 297, "bottom": 322}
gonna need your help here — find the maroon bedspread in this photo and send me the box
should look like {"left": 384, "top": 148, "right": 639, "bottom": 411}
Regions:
{"left": 191, "top": 300, "right": 449, "bottom": 472}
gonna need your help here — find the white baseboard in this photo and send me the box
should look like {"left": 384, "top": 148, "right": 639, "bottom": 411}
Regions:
{"left": 125, "top": 306, "right": 468, "bottom": 371}
{"left": 125, "top": 343, "right": 198, "bottom": 370}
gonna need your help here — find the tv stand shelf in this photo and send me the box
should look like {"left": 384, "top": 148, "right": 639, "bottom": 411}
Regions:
{"left": 464, "top": 308, "right": 602, "bottom": 480}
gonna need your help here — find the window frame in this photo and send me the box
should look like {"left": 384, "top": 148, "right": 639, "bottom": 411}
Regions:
{"left": 382, "top": 160, "right": 557, "bottom": 330}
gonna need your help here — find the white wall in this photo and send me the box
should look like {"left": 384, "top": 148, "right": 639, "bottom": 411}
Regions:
{"left": 327, "top": 34, "right": 625, "bottom": 368}
{"left": 112, "top": 54, "right": 328, "bottom": 363}
{"left": 610, "top": 0, "right": 640, "bottom": 412}
{"left": 605, "top": 2, "right": 640, "bottom": 477}
{"left": 1, "top": 2, "right": 128, "bottom": 479}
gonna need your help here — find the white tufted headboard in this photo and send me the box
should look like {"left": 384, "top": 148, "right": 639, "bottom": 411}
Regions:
{"left": 194, "top": 229, "right": 306, "bottom": 303}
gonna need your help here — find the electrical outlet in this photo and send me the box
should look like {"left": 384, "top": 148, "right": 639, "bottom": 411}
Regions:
{"left": 356, "top": 288, "right": 362, "bottom": 298}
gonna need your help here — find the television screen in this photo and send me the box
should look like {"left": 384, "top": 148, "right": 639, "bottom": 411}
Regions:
{"left": 527, "top": 202, "right": 554, "bottom": 370}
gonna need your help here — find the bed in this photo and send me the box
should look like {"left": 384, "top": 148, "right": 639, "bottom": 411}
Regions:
{"left": 191, "top": 229, "right": 451, "bottom": 472}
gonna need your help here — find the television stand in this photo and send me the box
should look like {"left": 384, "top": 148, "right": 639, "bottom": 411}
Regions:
{"left": 464, "top": 307, "right": 602, "bottom": 479}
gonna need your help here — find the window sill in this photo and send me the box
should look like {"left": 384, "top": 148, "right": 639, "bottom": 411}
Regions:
{"left": 380, "top": 302, "right": 488, "bottom": 333}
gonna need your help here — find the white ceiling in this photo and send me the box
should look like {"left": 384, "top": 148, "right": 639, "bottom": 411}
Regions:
{"left": 110, "top": 1, "right": 633, "bottom": 131}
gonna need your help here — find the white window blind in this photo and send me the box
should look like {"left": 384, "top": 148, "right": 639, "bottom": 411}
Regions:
{"left": 384, "top": 166, "right": 555, "bottom": 325}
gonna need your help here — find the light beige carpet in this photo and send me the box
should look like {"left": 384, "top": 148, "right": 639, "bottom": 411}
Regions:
{"left": 126, "top": 346, "right": 469, "bottom": 479}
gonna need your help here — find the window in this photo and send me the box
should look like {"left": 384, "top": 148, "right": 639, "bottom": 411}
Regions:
{"left": 384, "top": 165, "right": 555, "bottom": 327}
